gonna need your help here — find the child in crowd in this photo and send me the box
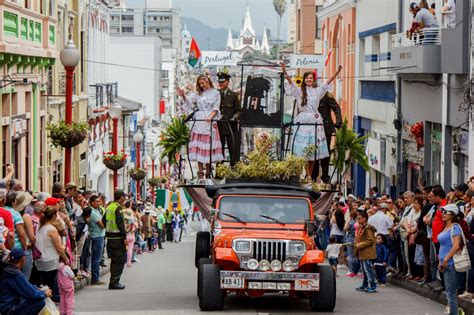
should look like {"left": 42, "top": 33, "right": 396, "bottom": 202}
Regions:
{"left": 374, "top": 235, "right": 389, "bottom": 286}
{"left": 57, "top": 253, "right": 75, "bottom": 315}
{"left": 123, "top": 205, "right": 138, "bottom": 267}
{"left": 326, "top": 236, "right": 346, "bottom": 276}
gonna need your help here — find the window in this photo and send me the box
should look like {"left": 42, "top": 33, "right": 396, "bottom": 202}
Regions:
{"left": 121, "top": 27, "right": 133, "bottom": 33}
{"left": 162, "top": 70, "right": 169, "bottom": 79}
{"left": 315, "top": 6, "right": 323, "bottom": 39}
{"left": 121, "top": 15, "right": 133, "bottom": 21}
{"left": 155, "top": 28, "right": 160, "bottom": 33}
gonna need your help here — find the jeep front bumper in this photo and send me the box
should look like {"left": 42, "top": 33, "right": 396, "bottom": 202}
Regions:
{"left": 220, "top": 271, "right": 319, "bottom": 291}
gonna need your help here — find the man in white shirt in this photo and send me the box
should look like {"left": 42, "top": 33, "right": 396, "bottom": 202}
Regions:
{"left": 368, "top": 203, "right": 393, "bottom": 236}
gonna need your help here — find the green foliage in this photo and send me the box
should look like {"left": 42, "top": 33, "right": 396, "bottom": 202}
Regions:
{"left": 333, "top": 119, "right": 369, "bottom": 179}
{"left": 273, "top": 0, "right": 287, "bottom": 17}
{"left": 158, "top": 115, "right": 190, "bottom": 165}
{"left": 46, "top": 121, "right": 89, "bottom": 148}
{"left": 216, "top": 133, "right": 306, "bottom": 182}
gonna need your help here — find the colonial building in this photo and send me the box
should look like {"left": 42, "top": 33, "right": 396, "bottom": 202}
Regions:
{"left": 0, "top": 0, "right": 57, "bottom": 191}
{"left": 225, "top": 7, "right": 271, "bottom": 59}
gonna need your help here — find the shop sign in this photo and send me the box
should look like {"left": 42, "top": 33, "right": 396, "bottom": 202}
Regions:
{"left": 201, "top": 51, "right": 238, "bottom": 67}
{"left": 289, "top": 54, "right": 325, "bottom": 69}
{"left": 367, "top": 138, "right": 382, "bottom": 172}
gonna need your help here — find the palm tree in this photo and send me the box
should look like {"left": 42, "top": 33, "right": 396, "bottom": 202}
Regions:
{"left": 273, "top": 0, "right": 286, "bottom": 59}
{"left": 332, "top": 119, "right": 369, "bottom": 184}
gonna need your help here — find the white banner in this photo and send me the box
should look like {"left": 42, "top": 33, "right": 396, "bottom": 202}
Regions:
{"left": 201, "top": 51, "right": 238, "bottom": 67}
{"left": 289, "top": 54, "right": 325, "bottom": 69}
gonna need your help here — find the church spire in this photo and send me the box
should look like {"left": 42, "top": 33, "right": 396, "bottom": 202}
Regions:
{"left": 240, "top": 5, "right": 256, "bottom": 37}
{"left": 261, "top": 25, "right": 270, "bottom": 55}
{"left": 226, "top": 25, "right": 234, "bottom": 50}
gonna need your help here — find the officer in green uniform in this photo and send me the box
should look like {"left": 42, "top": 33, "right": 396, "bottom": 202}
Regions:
{"left": 216, "top": 71, "right": 242, "bottom": 165}
{"left": 103, "top": 190, "right": 127, "bottom": 289}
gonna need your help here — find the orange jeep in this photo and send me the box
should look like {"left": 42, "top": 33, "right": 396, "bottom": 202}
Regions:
{"left": 194, "top": 183, "right": 336, "bottom": 312}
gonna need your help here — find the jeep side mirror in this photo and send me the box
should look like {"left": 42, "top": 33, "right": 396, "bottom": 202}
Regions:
{"left": 305, "top": 221, "right": 317, "bottom": 236}
{"left": 210, "top": 208, "right": 219, "bottom": 217}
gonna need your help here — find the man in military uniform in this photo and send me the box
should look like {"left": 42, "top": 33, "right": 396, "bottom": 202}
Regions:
{"left": 217, "top": 71, "right": 242, "bottom": 165}
{"left": 103, "top": 190, "right": 127, "bottom": 290}
{"left": 312, "top": 92, "right": 342, "bottom": 183}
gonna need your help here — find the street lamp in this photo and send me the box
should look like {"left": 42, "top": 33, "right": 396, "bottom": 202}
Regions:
{"left": 60, "top": 39, "right": 80, "bottom": 185}
{"left": 133, "top": 130, "right": 144, "bottom": 200}
{"left": 109, "top": 102, "right": 122, "bottom": 190}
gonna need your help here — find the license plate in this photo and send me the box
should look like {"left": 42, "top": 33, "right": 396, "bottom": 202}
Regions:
{"left": 221, "top": 276, "right": 245, "bottom": 289}
{"left": 294, "top": 279, "right": 319, "bottom": 291}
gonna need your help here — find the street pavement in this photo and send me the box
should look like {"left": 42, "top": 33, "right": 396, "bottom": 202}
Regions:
{"left": 76, "top": 223, "right": 444, "bottom": 315}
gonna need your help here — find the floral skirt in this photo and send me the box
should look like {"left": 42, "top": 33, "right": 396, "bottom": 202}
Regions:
{"left": 189, "top": 122, "right": 224, "bottom": 164}
{"left": 292, "top": 112, "right": 329, "bottom": 161}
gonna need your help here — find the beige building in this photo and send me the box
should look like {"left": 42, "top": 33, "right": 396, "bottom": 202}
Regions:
{"left": 0, "top": 0, "right": 58, "bottom": 191}
{"left": 47, "top": 0, "right": 89, "bottom": 188}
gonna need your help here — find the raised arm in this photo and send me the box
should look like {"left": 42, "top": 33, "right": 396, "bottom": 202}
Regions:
{"left": 326, "top": 65, "right": 342, "bottom": 85}
{"left": 280, "top": 62, "right": 293, "bottom": 85}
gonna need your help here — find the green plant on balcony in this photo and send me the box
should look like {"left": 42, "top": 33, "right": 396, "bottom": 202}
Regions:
{"left": 129, "top": 167, "right": 146, "bottom": 181}
{"left": 147, "top": 177, "right": 162, "bottom": 187}
{"left": 47, "top": 121, "right": 89, "bottom": 148}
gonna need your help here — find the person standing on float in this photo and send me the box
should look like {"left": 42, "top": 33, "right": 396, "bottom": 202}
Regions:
{"left": 281, "top": 63, "right": 342, "bottom": 180}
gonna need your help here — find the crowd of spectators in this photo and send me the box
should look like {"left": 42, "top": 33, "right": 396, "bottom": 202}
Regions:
{"left": 0, "top": 164, "right": 191, "bottom": 314}
{"left": 320, "top": 180, "right": 474, "bottom": 315}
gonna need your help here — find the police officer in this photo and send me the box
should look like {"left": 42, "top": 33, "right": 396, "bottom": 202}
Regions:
{"left": 216, "top": 71, "right": 242, "bottom": 165}
{"left": 103, "top": 190, "right": 127, "bottom": 290}
{"left": 312, "top": 92, "right": 342, "bottom": 183}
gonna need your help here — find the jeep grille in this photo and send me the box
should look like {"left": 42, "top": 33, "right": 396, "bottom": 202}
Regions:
{"left": 252, "top": 240, "right": 287, "bottom": 262}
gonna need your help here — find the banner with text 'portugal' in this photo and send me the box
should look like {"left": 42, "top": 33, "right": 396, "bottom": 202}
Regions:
{"left": 188, "top": 37, "right": 201, "bottom": 67}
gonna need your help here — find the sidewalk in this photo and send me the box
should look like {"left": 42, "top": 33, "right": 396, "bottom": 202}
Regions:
{"left": 388, "top": 275, "right": 474, "bottom": 314}
{"left": 74, "top": 265, "right": 110, "bottom": 292}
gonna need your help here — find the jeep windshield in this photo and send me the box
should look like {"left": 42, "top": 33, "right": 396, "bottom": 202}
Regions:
{"left": 218, "top": 196, "right": 310, "bottom": 224}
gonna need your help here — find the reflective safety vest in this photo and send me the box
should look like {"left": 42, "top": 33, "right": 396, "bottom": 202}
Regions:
{"left": 106, "top": 202, "right": 121, "bottom": 236}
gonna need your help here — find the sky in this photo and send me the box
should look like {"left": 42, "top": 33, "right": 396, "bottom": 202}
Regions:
{"left": 125, "top": 0, "right": 288, "bottom": 40}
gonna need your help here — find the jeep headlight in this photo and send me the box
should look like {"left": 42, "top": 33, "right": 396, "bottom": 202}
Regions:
{"left": 233, "top": 240, "right": 251, "bottom": 253}
{"left": 288, "top": 241, "right": 306, "bottom": 256}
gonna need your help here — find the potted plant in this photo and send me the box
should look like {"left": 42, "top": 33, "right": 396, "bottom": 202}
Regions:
{"left": 129, "top": 168, "right": 146, "bottom": 181}
{"left": 103, "top": 151, "right": 128, "bottom": 171}
{"left": 147, "top": 176, "right": 161, "bottom": 187}
{"left": 333, "top": 119, "right": 369, "bottom": 184}
{"left": 159, "top": 115, "right": 190, "bottom": 165}
{"left": 47, "top": 121, "right": 90, "bottom": 148}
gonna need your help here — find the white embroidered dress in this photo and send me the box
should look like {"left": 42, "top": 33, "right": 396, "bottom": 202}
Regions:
{"left": 182, "top": 88, "right": 224, "bottom": 164}
{"left": 285, "top": 82, "right": 330, "bottom": 161}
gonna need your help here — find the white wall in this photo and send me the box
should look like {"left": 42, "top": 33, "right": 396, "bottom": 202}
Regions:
{"left": 108, "top": 36, "right": 162, "bottom": 119}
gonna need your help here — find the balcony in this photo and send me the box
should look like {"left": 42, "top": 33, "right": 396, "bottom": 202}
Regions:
{"left": 0, "top": 1, "right": 57, "bottom": 67}
{"left": 390, "top": 0, "right": 469, "bottom": 75}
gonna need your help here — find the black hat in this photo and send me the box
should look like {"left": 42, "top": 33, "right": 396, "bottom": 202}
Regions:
{"left": 217, "top": 72, "right": 231, "bottom": 83}
{"left": 114, "top": 189, "right": 128, "bottom": 201}
{"left": 454, "top": 183, "right": 469, "bottom": 193}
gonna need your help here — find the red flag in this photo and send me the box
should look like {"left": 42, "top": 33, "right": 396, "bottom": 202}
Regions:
{"left": 188, "top": 37, "right": 201, "bottom": 67}
{"left": 325, "top": 49, "right": 332, "bottom": 67}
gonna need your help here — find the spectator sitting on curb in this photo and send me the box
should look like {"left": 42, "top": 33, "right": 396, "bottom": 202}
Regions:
{"left": 0, "top": 248, "right": 52, "bottom": 315}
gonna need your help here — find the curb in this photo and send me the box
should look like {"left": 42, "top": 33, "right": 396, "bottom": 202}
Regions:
{"left": 388, "top": 276, "right": 474, "bottom": 314}
{"left": 74, "top": 266, "right": 110, "bottom": 292}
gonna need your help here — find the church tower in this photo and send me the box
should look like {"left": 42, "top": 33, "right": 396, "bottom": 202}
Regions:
{"left": 239, "top": 6, "right": 256, "bottom": 47}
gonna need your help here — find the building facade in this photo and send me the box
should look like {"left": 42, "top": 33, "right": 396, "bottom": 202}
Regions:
{"left": 295, "top": 0, "right": 324, "bottom": 55}
{"left": 0, "top": 0, "right": 57, "bottom": 191}
{"left": 352, "top": 0, "right": 398, "bottom": 197}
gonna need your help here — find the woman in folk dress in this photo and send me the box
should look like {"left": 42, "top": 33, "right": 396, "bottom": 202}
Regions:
{"left": 281, "top": 63, "right": 342, "bottom": 180}
{"left": 176, "top": 74, "right": 224, "bottom": 178}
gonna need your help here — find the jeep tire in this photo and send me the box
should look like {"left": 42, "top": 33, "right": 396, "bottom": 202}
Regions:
{"left": 199, "top": 264, "right": 224, "bottom": 311}
{"left": 195, "top": 231, "right": 211, "bottom": 268}
{"left": 309, "top": 265, "right": 336, "bottom": 312}
{"left": 197, "top": 257, "right": 211, "bottom": 297}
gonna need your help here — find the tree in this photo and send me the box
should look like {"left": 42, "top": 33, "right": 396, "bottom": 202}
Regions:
{"left": 273, "top": 0, "right": 286, "bottom": 60}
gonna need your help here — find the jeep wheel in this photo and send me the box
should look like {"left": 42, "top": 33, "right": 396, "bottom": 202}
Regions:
{"left": 199, "top": 264, "right": 224, "bottom": 311}
{"left": 197, "top": 257, "right": 211, "bottom": 297}
{"left": 309, "top": 265, "right": 336, "bottom": 312}
{"left": 195, "top": 231, "right": 211, "bottom": 268}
